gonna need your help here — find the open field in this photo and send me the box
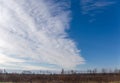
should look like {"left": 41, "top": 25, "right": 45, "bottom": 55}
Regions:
{"left": 0, "top": 73, "right": 120, "bottom": 83}
{"left": 0, "top": 82, "right": 120, "bottom": 83}
{"left": 0, "top": 81, "right": 120, "bottom": 83}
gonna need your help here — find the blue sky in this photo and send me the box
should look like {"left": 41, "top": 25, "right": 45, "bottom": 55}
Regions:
{"left": 0, "top": 0, "right": 119, "bottom": 70}
{"left": 68, "top": 0, "right": 120, "bottom": 69}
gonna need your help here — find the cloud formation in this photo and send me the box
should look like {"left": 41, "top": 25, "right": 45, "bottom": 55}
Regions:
{"left": 80, "top": 0, "right": 116, "bottom": 22}
{"left": 0, "top": 0, "right": 84, "bottom": 70}
{"left": 81, "top": 0, "right": 116, "bottom": 14}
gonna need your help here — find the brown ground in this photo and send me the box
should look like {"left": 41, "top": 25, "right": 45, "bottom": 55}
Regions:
{"left": 0, "top": 73, "right": 120, "bottom": 83}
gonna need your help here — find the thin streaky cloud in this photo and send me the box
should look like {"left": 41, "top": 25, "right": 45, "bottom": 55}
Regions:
{"left": 81, "top": 0, "right": 116, "bottom": 15}
{"left": 0, "top": 0, "right": 85, "bottom": 70}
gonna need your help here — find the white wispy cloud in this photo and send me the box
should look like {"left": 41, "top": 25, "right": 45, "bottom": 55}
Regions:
{"left": 0, "top": 0, "right": 84, "bottom": 70}
{"left": 80, "top": 0, "right": 116, "bottom": 22}
{"left": 0, "top": 53, "right": 24, "bottom": 64}
{"left": 81, "top": 0, "right": 116, "bottom": 14}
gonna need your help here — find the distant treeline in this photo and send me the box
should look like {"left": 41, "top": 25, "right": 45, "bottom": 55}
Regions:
{"left": 0, "top": 68, "right": 120, "bottom": 75}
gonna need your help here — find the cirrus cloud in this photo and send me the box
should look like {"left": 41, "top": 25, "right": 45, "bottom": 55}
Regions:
{"left": 80, "top": 0, "right": 116, "bottom": 15}
{"left": 0, "top": 0, "right": 85, "bottom": 70}
{"left": 80, "top": 0, "right": 116, "bottom": 22}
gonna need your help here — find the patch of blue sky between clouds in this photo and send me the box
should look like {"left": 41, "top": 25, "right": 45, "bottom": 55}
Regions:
{"left": 0, "top": 0, "right": 85, "bottom": 70}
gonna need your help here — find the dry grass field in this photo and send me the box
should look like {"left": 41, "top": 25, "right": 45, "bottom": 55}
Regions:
{"left": 0, "top": 73, "right": 120, "bottom": 83}
{"left": 0, "top": 81, "right": 120, "bottom": 83}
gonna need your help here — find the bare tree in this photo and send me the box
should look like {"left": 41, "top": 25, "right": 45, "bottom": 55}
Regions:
{"left": 61, "top": 69, "right": 64, "bottom": 74}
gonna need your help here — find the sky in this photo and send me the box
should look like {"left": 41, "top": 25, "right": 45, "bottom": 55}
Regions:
{"left": 0, "top": 0, "right": 119, "bottom": 71}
